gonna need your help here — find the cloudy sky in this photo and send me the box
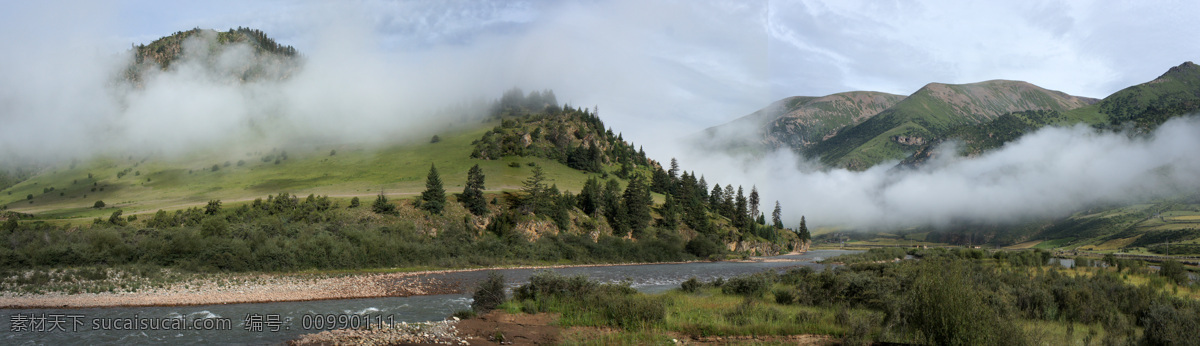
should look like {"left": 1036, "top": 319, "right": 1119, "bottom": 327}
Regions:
{"left": 3, "top": 0, "right": 1200, "bottom": 228}
{"left": 4, "top": 0, "right": 1198, "bottom": 155}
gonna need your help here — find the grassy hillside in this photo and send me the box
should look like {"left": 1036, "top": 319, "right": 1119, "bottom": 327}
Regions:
{"left": 1098, "top": 61, "right": 1200, "bottom": 129}
{"left": 0, "top": 122, "right": 607, "bottom": 223}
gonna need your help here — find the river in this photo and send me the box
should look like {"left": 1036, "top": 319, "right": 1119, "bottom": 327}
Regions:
{"left": 0, "top": 250, "right": 859, "bottom": 345}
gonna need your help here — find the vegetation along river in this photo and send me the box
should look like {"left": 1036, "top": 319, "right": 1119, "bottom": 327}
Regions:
{"left": 0, "top": 250, "right": 859, "bottom": 345}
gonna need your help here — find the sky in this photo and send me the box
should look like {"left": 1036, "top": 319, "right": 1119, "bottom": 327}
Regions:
{"left": 4, "top": 0, "right": 1198, "bottom": 150}
{"left": 3, "top": 0, "right": 1200, "bottom": 228}
{"left": 91, "top": 1, "right": 1200, "bottom": 135}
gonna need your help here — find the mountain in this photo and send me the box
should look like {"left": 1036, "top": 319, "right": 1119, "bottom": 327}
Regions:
{"left": 905, "top": 61, "right": 1200, "bottom": 164}
{"left": 702, "top": 91, "right": 905, "bottom": 152}
{"left": 808, "top": 80, "right": 1098, "bottom": 169}
{"left": 124, "top": 27, "right": 299, "bottom": 85}
{"left": 1081, "top": 61, "right": 1200, "bottom": 130}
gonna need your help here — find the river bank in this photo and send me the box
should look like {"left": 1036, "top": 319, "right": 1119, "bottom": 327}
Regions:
{"left": 0, "top": 260, "right": 730, "bottom": 309}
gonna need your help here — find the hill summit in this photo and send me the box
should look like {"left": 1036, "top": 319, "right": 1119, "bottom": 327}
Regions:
{"left": 124, "top": 27, "right": 299, "bottom": 85}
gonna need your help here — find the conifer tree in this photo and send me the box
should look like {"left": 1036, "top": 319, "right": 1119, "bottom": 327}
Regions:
{"left": 709, "top": 184, "right": 723, "bottom": 208}
{"left": 668, "top": 158, "right": 679, "bottom": 180}
{"left": 578, "top": 177, "right": 602, "bottom": 216}
{"left": 521, "top": 166, "right": 549, "bottom": 213}
{"left": 372, "top": 192, "right": 395, "bottom": 215}
{"left": 798, "top": 216, "right": 810, "bottom": 243}
{"left": 461, "top": 164, "right": 488, "bottom": 216}
{"left": 735, "top": 186, "right": 748, "bottom": 229}
{"left": 772, "top": 201, "right": 783, "bottom": 229}
{"left": 748, "top": 186, "right": 760, "bottom": 221}
{"left": 660, "top": 193, "right": 679, "bottom": 230}
{"left": 420, "top": 164, "right": 446, "bottom": 214}
{"left": 623, "top": 174, "right": 652, "bottom": 237}
{"left": 723, "top": 184, "right": 736, "bottom": 217}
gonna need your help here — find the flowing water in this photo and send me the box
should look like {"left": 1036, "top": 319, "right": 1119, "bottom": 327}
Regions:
{"left": 0, "top": 250, "right": 858, "bottom": 345}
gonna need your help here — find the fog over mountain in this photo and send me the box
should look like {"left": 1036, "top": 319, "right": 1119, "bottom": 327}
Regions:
{"left": 682, "top": 115, "right": 1200, "bottom": 229}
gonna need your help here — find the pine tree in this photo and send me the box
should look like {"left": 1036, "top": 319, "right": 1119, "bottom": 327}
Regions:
{"left": 372, "top": 191, "right": 396, "bottom": 215}
{"left": 623, "top": 174, "right": 652, "bottom": 237}
{"left": 709, "top": 184, "right": 723, "bottom": 208}
{"left": 735, "top": 186, "right": 748, "bottom": 230}
{"left": 798, "top": 216, "right": 810, "bottom": 243}
{"left": 578, "top": 177, "right": 602, "bottom": 216}
{"left": 660, "top": 193, "right": 679, "bottom": 230}
{"left": 462, "top": 164, "right": 488, "bottom": 216}
{"left": 723, "top": 185, "right": 736, "bottom": 217}
{"left": 748, "top": 186, "right": 760, "bottom": 222}
{"left": 772, "top": 201, "right": 783, "bottom": 229}
{"left": 521, "top": 166, "right": 549, "bottom": 213}
{"left": 420, "top": 164, "right": 446, "bottom": 214}
{"left": 668, "top": 158, "right": 679, "bottom": 180}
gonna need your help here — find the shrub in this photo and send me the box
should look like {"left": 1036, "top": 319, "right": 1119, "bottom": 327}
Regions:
{"left": 774, "top": 288, "right": 796, "bottom": 305}
{"left": 200, "top": 217, "right": 228, "bottom": 237}
{"left": 680, "top": 277, "right": 702, "bottom": 293}
{"left": 472, "top": 272, "right": 507, "bottom": 313}
{"left": 1158, "top": 259, "right": 1190, "bottom": 286}
{"left": 724, "top": 298, "right": 784, "bottom": 326}
{"left": 93, "top": 200, "right": 105, "bottom": 208}
{"left": 722, "top": 272, "right": 772, "bottom": 297}
{"left": 905, "top": 261, "right": 1021, "bottom": 346}
{"left": 685, "top": 235, "right": 723, "bottom": 259}
{"left": 348, "top": 197, "right": 360, "bottom": 208}
{"left": 371, "top": 193, "right": 396, "bottom": 215}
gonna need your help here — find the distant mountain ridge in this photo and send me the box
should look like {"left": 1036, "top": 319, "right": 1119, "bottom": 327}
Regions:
{"left": 706, "top": 77, "right": 1115, "bottom": 169}
{"left": 703, "top": 91, "right": 905, "bottom": 152}
{"left": 810, "top": 80, "right": 1098, "bottom": 168}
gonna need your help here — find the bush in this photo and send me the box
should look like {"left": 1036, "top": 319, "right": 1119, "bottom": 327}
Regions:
{"left": 348, "top": 197, "right": 360, "bottom": 208}
{"left": 472, "top": 272, "right": 507, "bottom": 313}
{"left": 681, "top": 277, "right": 702, "bottom": 293}
{"left": 685, "top": 235, "right": 723, "bottom": 259}
{"left": 1158, "top": 259, "right": 1190, "bottom": 286}
{"left": 200, "top": 218, "right": 228, "bottom": 237}
{"left": 905, "top": 261, "right": 1021, "bottom": 346}
{"left": 722, "top": 273, "right": 772, "bottom": 297}
{"left": 773, "top": 288, "right": 796, "bottom": 305}
{"left": 371, "top": 193, "right": 396, "bottom": 215}
{"left": 93, "top": 200, "right": 105, "bottom": 209}
{"left": 724, "top": 298, "right": 784, "bottom": 326}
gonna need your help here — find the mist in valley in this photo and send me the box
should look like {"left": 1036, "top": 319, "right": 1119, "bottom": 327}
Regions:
{"left": 680, "top": 116, "right": 1200, "bottom": 230}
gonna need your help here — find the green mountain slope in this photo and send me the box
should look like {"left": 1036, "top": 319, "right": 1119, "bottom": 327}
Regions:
{"left": 908, "top": 61, "right": 1200, "bottom": 163}
{"left": 808, "top": 80, "right": 1097, "bottom": 169}
{"left": 702, "top": 92, "right": 904, "bottom": 153}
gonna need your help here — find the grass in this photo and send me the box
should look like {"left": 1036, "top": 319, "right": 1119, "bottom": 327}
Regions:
{"left": 0, "top": 121, "right": 611, "bottom": 221}
{"left": 511, "top": 264, "right": 1178, "bottom": 345}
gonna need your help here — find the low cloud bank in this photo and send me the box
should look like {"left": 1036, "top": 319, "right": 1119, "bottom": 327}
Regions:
{"left": 683, "top": 116, "right": 1200, "bottom": 230}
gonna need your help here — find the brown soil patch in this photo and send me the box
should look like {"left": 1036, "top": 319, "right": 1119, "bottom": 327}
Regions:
{"left": 455, "top": 311, "right": 561, "bottom": 345}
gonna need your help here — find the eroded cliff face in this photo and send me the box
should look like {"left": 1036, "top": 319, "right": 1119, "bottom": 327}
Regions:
{"left": 727, "top": 239, "right": 808, "bottom": 256}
